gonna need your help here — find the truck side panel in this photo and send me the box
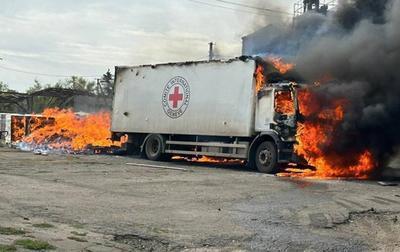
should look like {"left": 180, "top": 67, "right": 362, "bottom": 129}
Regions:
{"left": 111, "top": 59, "right": 257, "bottom": 137}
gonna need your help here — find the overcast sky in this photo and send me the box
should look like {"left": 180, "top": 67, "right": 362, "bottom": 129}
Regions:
{"left": 0, "top": 0, "right": 297, "bottom": 91}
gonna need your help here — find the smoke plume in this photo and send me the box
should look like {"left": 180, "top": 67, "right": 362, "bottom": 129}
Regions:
{"left": 294, "top": 0, "right": 400, "bottom": 169}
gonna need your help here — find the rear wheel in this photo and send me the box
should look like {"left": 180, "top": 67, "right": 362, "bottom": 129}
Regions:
{"left": 255, "top": 141, "right": 277, "bottom": 173}
{"left": 144, "top": 134, "right": 165, "bottom": 161}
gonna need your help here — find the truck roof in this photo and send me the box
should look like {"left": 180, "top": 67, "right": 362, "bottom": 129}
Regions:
{"left": 115, "top": 56, "right": 255, "bottom": 70}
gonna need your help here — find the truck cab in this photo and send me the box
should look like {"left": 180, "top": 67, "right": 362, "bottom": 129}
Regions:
{"left": 251, "top": 83, "right": 299, "bottom": 173}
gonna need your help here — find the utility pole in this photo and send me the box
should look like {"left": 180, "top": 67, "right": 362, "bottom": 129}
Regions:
{"left": 208, "top": 42, "right": 215, "bottom": 61}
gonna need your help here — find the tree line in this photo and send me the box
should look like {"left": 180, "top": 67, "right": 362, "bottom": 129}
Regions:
{"left": 0, "top": 70, "right": 114, "bottom": 113}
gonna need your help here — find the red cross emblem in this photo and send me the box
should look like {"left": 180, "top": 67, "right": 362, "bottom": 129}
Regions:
{"left": 168, "top": 86, "right": 183, "bottom": 108}
{"left": 162, "top": 76, "right": 190, "bottom": 119}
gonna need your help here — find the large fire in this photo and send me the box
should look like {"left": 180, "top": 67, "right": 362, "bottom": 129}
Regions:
{"left": 279, "top": 89, "right": 376, "bottom": 179}
{"left": 254, "top": 57, "right": 375, "bottom": 178}
{"left": 21, "top": 108, "right": 120, "bottom": 152}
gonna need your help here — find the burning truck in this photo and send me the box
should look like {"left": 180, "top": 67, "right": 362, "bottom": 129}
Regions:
{"left": 111, "top": 57, "right": 300, "bottom": 173}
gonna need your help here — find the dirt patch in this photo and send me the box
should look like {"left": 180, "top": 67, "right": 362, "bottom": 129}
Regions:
{"left": 67, "top": 236, "right": 88, "bottom": 243}
{"left": 113, "top": 234, "right": 183, "bottom": 252}
{"left": 335, "top": 209, "right": 400, "bottom": 251}
{"left": 32, "top": 223, "right": 55, "bottom": 229}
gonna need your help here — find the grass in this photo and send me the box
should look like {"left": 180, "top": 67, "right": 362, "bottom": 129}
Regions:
{"left": 32, "top": 223, "right": 55, "bottom": 229}
{"left": 69, "top": 223, "right": 85, "bottom": 229}
{"left": 14, "top": 239, "right": 55, "bottom": 250}
{"left": 0, "top": 244, "right": 16, "bottom": 252}
{"left": 0, "top": 226, "right": 26, "bottom": 235}
{"left": 67, "top": 236, "right": 88, "bottom": 242}
{"left": 70, "top": 231, "right": 87, "bottom": 236}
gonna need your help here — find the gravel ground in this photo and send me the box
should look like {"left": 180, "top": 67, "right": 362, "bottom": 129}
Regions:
{"left": 0, "top": 147, "right": 399, "bottom": 251}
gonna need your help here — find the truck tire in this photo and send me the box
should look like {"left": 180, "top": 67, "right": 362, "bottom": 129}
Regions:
{"left": 255, "top": 141, "right": 277, "bottom": 173}
{"left": 144, "top": 134, "right": 165, "bottom": 161}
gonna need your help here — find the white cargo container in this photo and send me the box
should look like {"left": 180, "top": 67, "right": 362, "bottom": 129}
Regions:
{"left": 111, "top": 57, "right": 299, "bottom": 173}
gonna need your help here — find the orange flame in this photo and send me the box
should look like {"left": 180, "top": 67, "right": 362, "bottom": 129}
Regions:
{"left": 282, "top": 89, "right": 376, "bottom": 179}
{"left": 22, "top": 108, "right": 120, "bottom": 151}
{"left": 11, "top": 116, "right": 25, "bottom": 142}
{"left": 275, "top": 91, "right": 295, "bottom": 115}
{"left": 172, "top": 155, "right": 244, "bottom": 164}
{"left": 269, "top": 57, "right": 295, "bottom": 74}
{"left": 255, "top": 65, "right": 265, "bottom": 92}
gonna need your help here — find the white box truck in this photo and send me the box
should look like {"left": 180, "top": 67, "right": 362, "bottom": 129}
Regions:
{"left": 111, "top": 57, "right": 299, "bottom": 173}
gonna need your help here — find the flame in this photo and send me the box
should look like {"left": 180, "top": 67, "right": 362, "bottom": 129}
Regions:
{"left": 195, "top": 156, "right": 244, "bottom": 164}
{"left": 269, "top": 57, "right": 295, "bottom": 74}
{"left": 255, "top": 65, "right": 265, "bottom": 92}
{"left": 280, "top": 89, "right": 376, "bottom": 179}
{"left": 22, "top": 108, "right": 120, "bottom": 152}
{"left": 11, "top": 116, "right": 25, "bottom": 142}
{"left": 275, "top": 91, "right": 295, "bottom": 115}
{"left": 254, "top": 58, "right": 294, "bottom": 93}
{"left": 172, "top": 155, "right": 244, "bottom": 164}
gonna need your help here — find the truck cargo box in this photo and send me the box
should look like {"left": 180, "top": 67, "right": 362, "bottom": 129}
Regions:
{"left": 111, "top": 58, "right": 257, "bottom": 137}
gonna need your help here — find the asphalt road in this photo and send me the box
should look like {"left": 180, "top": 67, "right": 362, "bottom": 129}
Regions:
{"left": 0, "top": 147, "right": 399, "bottom": 251}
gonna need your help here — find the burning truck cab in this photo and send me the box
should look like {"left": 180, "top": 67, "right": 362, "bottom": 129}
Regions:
{"left": 256, "top": 83, "right": 299, "bottom": 162}
{"left": 111, "top": 57, "right": 299, "bottom": 173}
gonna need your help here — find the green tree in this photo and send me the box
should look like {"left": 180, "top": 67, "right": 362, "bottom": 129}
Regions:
{"left": 96, "top": 70, "right": 114, "bottom": 97}
{"left": 26, "top": 79, "right": 43, "bottom": 94}
{"left": 0, "top": 81, "right": 19, "bottom": 112}
{"left": 64, "top": 76, "right": 96, "bottom": 94}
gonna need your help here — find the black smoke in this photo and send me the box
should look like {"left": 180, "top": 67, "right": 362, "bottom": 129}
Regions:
{"left": 294, "top": 0, "right": 400, "bottom": 170}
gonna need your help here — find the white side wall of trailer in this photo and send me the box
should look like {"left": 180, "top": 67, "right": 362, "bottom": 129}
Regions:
{"left": 111, "top": 59, "right": 257, "bottom": 137}
{"left": 0, "top": 114, "right": 20, "bottom": 144}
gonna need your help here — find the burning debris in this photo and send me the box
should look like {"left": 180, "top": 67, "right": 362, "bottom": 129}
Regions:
{"left": 16, "top": 108, "right": 123, "bottom": 154}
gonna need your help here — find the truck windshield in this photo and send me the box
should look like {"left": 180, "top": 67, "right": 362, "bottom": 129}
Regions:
{"left": 274, "top": 90, "right": 295, "bottom": 115}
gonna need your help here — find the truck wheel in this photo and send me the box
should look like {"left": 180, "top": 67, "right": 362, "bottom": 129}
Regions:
{"left": 144, "top": 134, "right": 164, "bottom": 161}
{"left": 255, "top": 141, "right": 277, "bottom": 173}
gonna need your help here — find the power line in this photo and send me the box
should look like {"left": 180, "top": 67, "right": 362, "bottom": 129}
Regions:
{"left": 214, "top": 0, "right": 292, "bottom": 15}
{"left": 187, "top": 0, "right": 290, "bottom": 17}
{"left": 0, "top": 65, "right": 98, "bottom": 78}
